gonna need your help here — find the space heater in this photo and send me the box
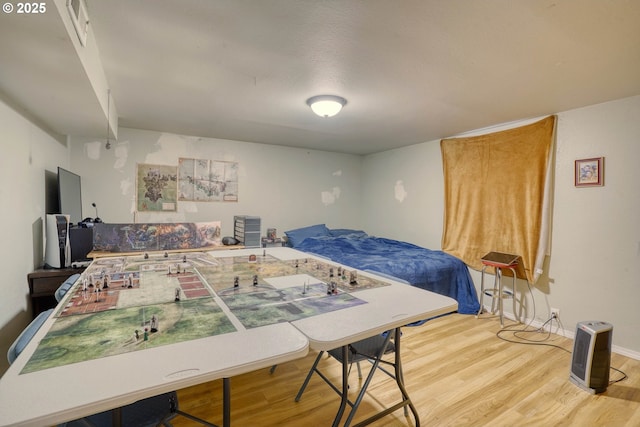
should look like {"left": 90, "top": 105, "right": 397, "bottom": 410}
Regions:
{"left": 569, "top": 321, "right": 612, "bottom": 394}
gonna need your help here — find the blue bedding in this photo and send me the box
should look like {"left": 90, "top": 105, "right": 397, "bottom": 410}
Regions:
{"left": 294, "top": 234, "right": 480, "bottom": 314}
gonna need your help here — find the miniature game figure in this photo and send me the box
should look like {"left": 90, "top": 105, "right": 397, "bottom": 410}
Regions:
{"left": 164, "top": 252, "right": 168, "bottom": 258}
{"left": 329, "top": 267, "right": 334, "bottom": 278}
{"left": 150, "top": 315, "right": 158, "bottom": 333}
{"left": 135, "top": 330, "right": 140, "bottom": 340}
{"left": 103, "top": 274, "right": 110, "bottom": 289}
{"left": 263, "top": 250, "right": 266, "bottom": 257}
{"left": 349, "top": 270, "right": 358, "bottom": 285}
{"left": 183, "top": 255, "right": 187, "bottom": 263}
{"left": 234, "top": 276, "right": 240, "bottom": 288}
{"left": 295, "top": 260, "right": 299, "bottom": 269}
{"left": 127, "top": 273, "right": 133, "bottom": 288}
{"left": 326, "top": 281, "right": 338, "bottom": 295}
{"left": 144, "top": 252, "right": 149, "bottom": 259}
{"left": 175, "top": 288, "right": 181, "bottom": 302}
{"left": 180, "top": 261, "right": 189, "bottom": 272}
{"left": 253, "top": 275, "right": 258, "bottom": 286}
{"left": 144, "top": 327, "right": 149, "bottom": 341}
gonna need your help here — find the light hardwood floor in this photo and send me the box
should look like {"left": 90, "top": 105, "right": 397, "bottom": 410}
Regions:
{"left": 171, "top": 313, "right": 640, "bottom": 426}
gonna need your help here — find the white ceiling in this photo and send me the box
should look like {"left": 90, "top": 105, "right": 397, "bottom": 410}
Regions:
{"left": 1, "top": 0, "right": 639, "bottom": 155}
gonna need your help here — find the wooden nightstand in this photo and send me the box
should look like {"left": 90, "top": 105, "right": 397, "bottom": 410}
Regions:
{"left": 28, "top": 268, "right": 84, "bottom": 318}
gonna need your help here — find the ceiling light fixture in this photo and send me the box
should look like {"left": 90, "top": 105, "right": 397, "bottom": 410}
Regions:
{"left": 306, "top": 95, "right": 347, "bottom": 118}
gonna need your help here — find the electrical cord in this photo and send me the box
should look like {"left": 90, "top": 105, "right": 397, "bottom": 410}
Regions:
{"left": 483, "top": 272, "right": 628, "bottom": 385}
{"left": 496, "top": 316, "right": 571, "bottom": 352}
{"left": 496, "top": 315, "right": 628, "bottom": 385}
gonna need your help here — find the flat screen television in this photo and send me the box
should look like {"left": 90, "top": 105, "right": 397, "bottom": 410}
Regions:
{"left": 57, "top": 167, "right": 83, "bottom": 226}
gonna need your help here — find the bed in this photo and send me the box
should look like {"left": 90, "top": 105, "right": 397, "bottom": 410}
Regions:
{"left": 285, "top": 224, "right": 480, "bottom": 315}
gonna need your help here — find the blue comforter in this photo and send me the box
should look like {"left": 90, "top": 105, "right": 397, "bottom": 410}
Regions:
{"left": 295, "top": 235, "right": 480, "bottom": 314}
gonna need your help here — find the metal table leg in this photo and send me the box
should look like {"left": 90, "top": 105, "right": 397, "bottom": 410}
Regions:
{"left": 331, "top": 345, "right": 350, "bottom": 427}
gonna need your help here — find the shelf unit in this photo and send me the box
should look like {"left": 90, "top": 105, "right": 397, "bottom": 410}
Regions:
{"left": 234, "top": 216, "right": 261, "bottom": 248}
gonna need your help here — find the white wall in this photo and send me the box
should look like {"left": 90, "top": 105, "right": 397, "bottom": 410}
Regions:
{"left": 0, "top": 98, "right": 69, "bottom": 375}
{"left": 362, "top": 95, "right": 640, "bottom": 357}
{"left": 69, "top": 127, "right": 363, "bottom": 237}
{"left": 3, "top": 94, "right": 636, "bottom": 381}
{"left": 361, "top": 140, "right": 445, "bottom": 249}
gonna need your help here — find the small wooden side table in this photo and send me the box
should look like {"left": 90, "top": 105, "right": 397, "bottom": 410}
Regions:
{"left": 476, "top": 252, "right": 520, "bottom": 327}
{"left": 28, "top": 267, "right": 84, "bottom": 318}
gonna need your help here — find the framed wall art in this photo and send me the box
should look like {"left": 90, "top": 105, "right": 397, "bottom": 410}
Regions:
{"left": 136, "top": 163, "right": 178, "bottom": 211}
{"left": 178, "top": 158, "right": 239, "bottom": 202}
{"left": 575, "top": 157, "right": 604, "bottom": 187}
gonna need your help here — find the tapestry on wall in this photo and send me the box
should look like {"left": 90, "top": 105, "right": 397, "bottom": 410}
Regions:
{"left": 440, "top": 115, "right": 556, "bottom": 284}
{"left": 92, "top": 221, "right": 222, "bottom": 252}
{"left": 178, "top": 158, "right": 239, "bottom": 202}
{"left": 136, "top": 163, "right": 178, "bottom": 212}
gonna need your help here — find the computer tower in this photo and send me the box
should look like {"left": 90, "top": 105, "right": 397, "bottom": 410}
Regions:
{"left": 45, "top": 214, "right": 71, "bottom": 268}
{"left": 569, "top": 321, "right": 612, "bottom": 394}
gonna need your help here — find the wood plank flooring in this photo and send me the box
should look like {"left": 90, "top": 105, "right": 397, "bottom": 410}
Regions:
{"left": 170, "top": 313, "right": 640, "bottom": 426}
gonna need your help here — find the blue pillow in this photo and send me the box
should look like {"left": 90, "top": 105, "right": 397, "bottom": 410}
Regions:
{"left": 329, "top": 228, "right": 368, "bottom": 238}
{"left": 284, "top": 224, "right": 330, "bottom": 247}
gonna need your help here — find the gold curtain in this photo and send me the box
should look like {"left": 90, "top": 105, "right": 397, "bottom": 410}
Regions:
{"left": 440, "top": 116, "right": 555, "bottom": 283}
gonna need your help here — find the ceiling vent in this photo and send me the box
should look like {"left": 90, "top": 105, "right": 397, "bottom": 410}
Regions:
{"left": 66, "top": 0, "right": 89, "bottom": 47}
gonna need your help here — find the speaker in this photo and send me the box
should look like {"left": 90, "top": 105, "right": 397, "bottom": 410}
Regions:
{"left": 45, "top": 214, "right": 71, "bottom": 268}
{"left": 69, "top": 227, "right": 93, "bottom": 262}
{"left": 569, "top": 321, "right": 612, "bottom": 394}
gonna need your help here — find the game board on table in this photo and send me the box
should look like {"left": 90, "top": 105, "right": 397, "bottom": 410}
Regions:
{"left": 22, "top": 251, "right": 390, "bottom": 374}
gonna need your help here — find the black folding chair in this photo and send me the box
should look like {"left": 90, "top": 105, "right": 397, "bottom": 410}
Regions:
{"left": 295, "top": 328, "right": 419, "bottom": 427}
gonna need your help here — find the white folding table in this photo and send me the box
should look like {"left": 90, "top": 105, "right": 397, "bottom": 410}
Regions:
{"left": 0, "top": 248, "right": 309, "bottom": 427}
{"left": 290, "top": 268, "right": 458, "bottom": 426}
{"left": 254, "top": 247, "right": 459, "bottom": 426}
{"left": 1, "top": 247, "right": 456, "bottom": 427}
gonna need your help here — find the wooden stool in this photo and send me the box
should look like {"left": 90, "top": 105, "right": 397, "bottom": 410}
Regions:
{"left": 477, "top": 252, "right": 520, "bottom": 327}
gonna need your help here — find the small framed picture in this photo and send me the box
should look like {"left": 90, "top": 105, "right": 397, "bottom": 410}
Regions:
{"left": 575, "top": 157, "right": 604, "bottom": 187}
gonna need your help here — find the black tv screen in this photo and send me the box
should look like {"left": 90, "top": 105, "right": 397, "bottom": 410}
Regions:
{"left": 57, "top": 167, "right": 83, "bottom": 225}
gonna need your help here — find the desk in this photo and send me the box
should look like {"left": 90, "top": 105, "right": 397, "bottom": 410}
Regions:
{"left": 27, "top": 267, "right": 85, "bottom": 318}
{"left": 1, "top": 247, "right": 456, "bottom": 427}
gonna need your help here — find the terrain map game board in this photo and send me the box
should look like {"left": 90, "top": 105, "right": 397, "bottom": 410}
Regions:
{"left": 22, "top": 251, "right": 390, "bottom": 374}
